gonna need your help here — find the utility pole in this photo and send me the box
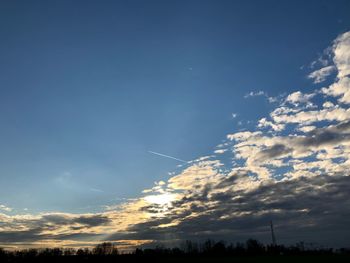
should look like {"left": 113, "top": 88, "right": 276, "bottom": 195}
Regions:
{"left": 270, "top": 221, "right": 277, "bottom": 246}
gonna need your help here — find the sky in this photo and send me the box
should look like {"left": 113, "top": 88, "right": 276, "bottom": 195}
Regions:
{"left": 1, "top": 0, "right": 350, "bottom": 250}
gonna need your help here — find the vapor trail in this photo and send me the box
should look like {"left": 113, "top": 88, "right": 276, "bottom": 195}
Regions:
{"left": 148, "top": 151, "right": 187, "bottom": 163}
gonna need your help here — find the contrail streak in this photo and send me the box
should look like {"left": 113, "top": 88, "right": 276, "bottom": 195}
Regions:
{"left": 148, "top": 151, "right": 187, "bottom": 163}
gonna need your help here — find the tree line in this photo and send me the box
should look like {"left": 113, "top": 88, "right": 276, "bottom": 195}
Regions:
{"left": 0, "top": 239, "right": 349, "bottom": 262}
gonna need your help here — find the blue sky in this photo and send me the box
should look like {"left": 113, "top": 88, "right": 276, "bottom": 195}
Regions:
{"left": 1, "top": 0, "right": 350, "bottom": 249}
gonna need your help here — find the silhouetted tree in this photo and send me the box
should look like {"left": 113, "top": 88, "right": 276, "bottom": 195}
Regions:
{"left": 201, "top": 239, "right": 214, "bottom": 253}
{"left": 181, "top": 240, "right": 199, "bottom": 254}
{"left": 76, "top": 248, "right": 90, "bottom": 256}
{"left": 212, "top": 241, "right": 226, "bottom": 255}
{"left": 63, "top": 248, "right": 75, "bottom": 256}
{"left": 246, "top": 239, "right": 265, "bottom": 255}
{"left": 93, "top": 242, "right": 118, "bottom": 255}
{"left": 0, "top": 239, "right": 347, "bottom": 262}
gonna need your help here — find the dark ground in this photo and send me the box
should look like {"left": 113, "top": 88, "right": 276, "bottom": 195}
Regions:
{"left": 1, "top": 255, "right": 350, "bottom": 263}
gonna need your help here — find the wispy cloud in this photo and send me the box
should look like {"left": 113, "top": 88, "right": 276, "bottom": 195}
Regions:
{"left": 244, "top": 90, "right": 266, "bottom": 98}
{"left": 90, "top": 188, "right": 104, "bottom": 193}
{"left": 0, "top": 204, "right": 12, "bottom": 212}
{"left": 244, "top": 90, "right": 282, "bottom": 104}
{"left": 308, "top": 65, "right": 335, "bottom": 83}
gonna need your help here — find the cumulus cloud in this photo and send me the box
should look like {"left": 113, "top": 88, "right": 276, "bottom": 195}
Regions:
{"left": 285, "top": 91, "right": 316, "bottom": 105}
{"left": 321, "top": 31, "right": 350, "bottom": 103}
{"left": 107, "top": 175, "right": 350, "bottom": 247}
{"left": 333, "top": 31, "right": 350, "bottom": 79}
{"left": 258, "top": 117, "right": 285, "bottom": 131}
{"left": 323, "top": 77, "right": 350, "bottom": 104}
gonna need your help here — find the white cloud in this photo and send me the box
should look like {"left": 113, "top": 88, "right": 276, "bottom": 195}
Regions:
{"left": 272, "top": 106, "right": 350, "bottom": 125}
{"left": 322, "top": 77, "right": 350, "bottom": 104}
{"left": 257, "top": 117, "right": 285, "bottom": 131}
{"left": 321, "top": 31, "right": 350, "bottom": 104}
{"left": 297, "top": 125, "right": 316, "bottom": 133}
{"left": 0, "top": 204, "right": 12, "bottom": 212}
{"left": 167, "top": 160, "right": 223, "bottom": 191}
{"left": 244, "top": 90, "right": 282, "bottom": 104}
{"left": 267, "top": 96, "right": 279, "bottom": 103}
{"left": 227, "top": 131, "right": 262, "bottom": 141}
{"left": 244, "top": 90, "right": 266, "bottom": 98}
{"left": 333, "top": 31, "right": 350, "bottom": 79}
{"left": 308, "top": 65, "right": 335, "bottom": 83}
{"left": 323, "top": 101, "right": 335, "bottom": 108}
{"left": 214, "top": 149, "right": 227, "bottom": 154}
{"left": 285, "top": 91, "right": 315, "bottom": 105}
